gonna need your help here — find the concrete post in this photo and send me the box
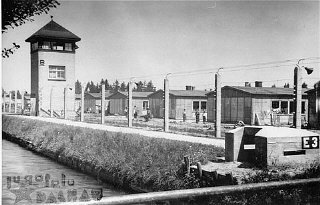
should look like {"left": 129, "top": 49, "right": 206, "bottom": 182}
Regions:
{"left": 64, "top": 88, "right": 67, "bottom": 119}
{"left": 101, "top": 84, "right": 105, "bottom": 124}
{"left": 80, "top": 86, "right": 84, "bottom": 122}
{"left": 14, "top": 90, "right": 18, "bottom": 113}
{"left": 215, "top": 72, "right": 222, "bottom": 138}
{"left": 50, "top": 87, "right": 53, "bottom": 117}
{"left": 21, "top": 91, "right": 25, "bottom": 114}
{"left": 9, "top": 92, "right": 12, "bottom": 113}
{"left": 164, "top": 78, "right": 169, "bottom": 132}
{"left": 128, "top": 81, "right": 133, "bottom": 127}
{"left": 294, "top": 66, "right": 302, "bottom": 129}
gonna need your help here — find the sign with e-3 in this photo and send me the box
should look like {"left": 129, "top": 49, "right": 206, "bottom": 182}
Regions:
{"left": 302, "top": 136, "right": 319, "bottom": 149}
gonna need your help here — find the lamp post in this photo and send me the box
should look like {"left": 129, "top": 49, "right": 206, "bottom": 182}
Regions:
{"left": 294, "top": 59, "right": 313, "bottom": 129}
{"left": 164, "top": 73, "right": 171, "bottom": 132}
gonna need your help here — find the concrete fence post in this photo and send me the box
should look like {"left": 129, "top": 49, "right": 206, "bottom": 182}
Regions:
{"left": 101, "top": 84, "right": 105, "bottom": 124}
{"left": 14, "top": 90, "right": 18, "bottom": 113}
{"left": 128, "top": 81, "right": 133, "bottom": 127}
{"left": 80, "top": 86, "right": 84, "bottom": 122}
{"left": 164, "top": 78, "right": 169, "bottom": 132}
{"left": 9, "top": 92, "right": 12, "bottom": 113}
{"left": 50, "top": 87, "right": 53, "bottom": 117}
{"left": 21, "top": 91, "right": 25, "bottom": 114}
{"left": 294, "top": 66, "right": 302, "bottom": 129}
{"left": 64, "top": 88, "right": 67, "bottom": 119}
{"left": 215, "top": 71, "right": 222, "bottom": 138}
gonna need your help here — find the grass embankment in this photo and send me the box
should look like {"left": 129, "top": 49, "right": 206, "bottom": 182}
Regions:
{"left": 2, "top": 115, "right": 224, "bottom": 192}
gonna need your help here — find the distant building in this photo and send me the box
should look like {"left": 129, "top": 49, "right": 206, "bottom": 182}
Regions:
{"left": 207, "top": 84, "right": 309, "bottom": 125}
{"left": 108, "top": 91, "right": 153, "bottom": 116}
{"left": 148, "top": 88, "right": 208, "bottom": 120}
{"left": 306, "top": 82, "right": 320, "bottom": 129}
{"left": 84, "top": 91, "right": 113, "bottom": 113}
{"left": 2, "top": 93, "right": 31, "bottom": 113}
{"left": 25, "top": 19, "right": 81, "bottom": 118}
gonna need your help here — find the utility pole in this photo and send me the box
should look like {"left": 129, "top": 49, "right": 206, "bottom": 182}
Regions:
{"left": 128, "top": 80, "right": 133, "bottom": 127}
{"left": 101, "top": 84, "right": 105, "bottom": 124}
{"left": 80, "top": 85, "right": 84, "bottom": 122}
{"left": 215, "top": 68, "right": 222, "bottom": 138}
{"left": 164, "top": 73, "right": 171, "bottom": 132}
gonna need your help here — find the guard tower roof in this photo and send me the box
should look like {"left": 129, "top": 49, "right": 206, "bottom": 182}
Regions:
{"left": 25, "top": 20, "right": 81, "bottom": 42}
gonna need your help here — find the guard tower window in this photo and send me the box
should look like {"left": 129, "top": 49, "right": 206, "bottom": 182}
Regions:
{"left": 65, "top": 43, "right": 72, "bottom": 51}
{"left": 42, "top": 41, "right": 51, "bottom": 49}
{"left": 52, "top": 42, "right": 64, "bottom": 51}
{"left": 31, "top": 42, "right": 38, "bottom": 51}
{"left": 49, "top": 66, "right": 66, "bottom": 80}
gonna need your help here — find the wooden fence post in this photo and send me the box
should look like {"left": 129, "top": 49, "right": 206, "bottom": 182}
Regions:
{"left": 184, "top": 156, "right": 190, "bottom": 175}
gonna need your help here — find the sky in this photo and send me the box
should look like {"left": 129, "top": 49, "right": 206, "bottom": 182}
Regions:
{"left": 2, "top": 0, "right": 320, "bottom": 92}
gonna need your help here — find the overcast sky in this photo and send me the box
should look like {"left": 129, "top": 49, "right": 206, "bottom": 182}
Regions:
{"left": 2, "top": 0, "right": 320, "bottom": 92}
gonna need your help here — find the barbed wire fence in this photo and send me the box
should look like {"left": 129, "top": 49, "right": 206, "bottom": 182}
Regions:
{"left": 2, "top": 57, "right": 320, "bottom": 135}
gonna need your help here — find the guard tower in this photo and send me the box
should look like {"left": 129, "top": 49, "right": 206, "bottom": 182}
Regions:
{"left": 25, "top": 19, "right": 81, "bottom": 118}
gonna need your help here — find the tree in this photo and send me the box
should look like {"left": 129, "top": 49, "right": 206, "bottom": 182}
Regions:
{"left": 284, "top": 83, "right": 290, "bottom": 88}
{"left": 75, "top": 80, "right": 81, "bottom": 94}
{"left": 120, "top": 82, "right": 127, "bottom": 91}
{"left": 302, "top": 82, "right": 308, "bottom": 88}
{"left": 271, "top": 84, "right": 276, "bottom": 88}
{"left": 85, "top": 82, "right": 90, "bottom": 92}
{"left": 134, "top": 81, "right": 144, "bottom": 91}
{"left": 104, "top": 79, "right": 110, "bottom": 90}
{"left": 2, "top": 0, "right": 60, "bottom": 58}
{"left": 146, "top": 80, "right": 155, "bottom": 91}
{"left": 17, "top": 90, "right": 22, "bottom": 99}
{"left": 113, "top": 80, "right": 120, "bottom": 92}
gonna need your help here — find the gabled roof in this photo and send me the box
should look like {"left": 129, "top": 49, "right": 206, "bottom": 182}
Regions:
{"left": 222, "top": 86, "right": 309, "bottom": 96}
{"left": 85, "top": 91, "right": 113, "bottom": 99}
{"left": 25, "top": 20, "right": 81, "bottom": 42}
{"left": 149, "top": 89, "right": 208, "bottom": 98}
{"left": 109, "top": 91, "right": 154, "bottom": 99}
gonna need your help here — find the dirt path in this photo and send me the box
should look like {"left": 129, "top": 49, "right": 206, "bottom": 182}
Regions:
{"left": 8, "top": 114, "right": 225, "bottom": 148}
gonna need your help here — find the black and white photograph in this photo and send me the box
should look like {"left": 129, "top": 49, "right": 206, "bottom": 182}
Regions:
{"left": 2, "top": 0, "right": 320, "bottom": 204}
